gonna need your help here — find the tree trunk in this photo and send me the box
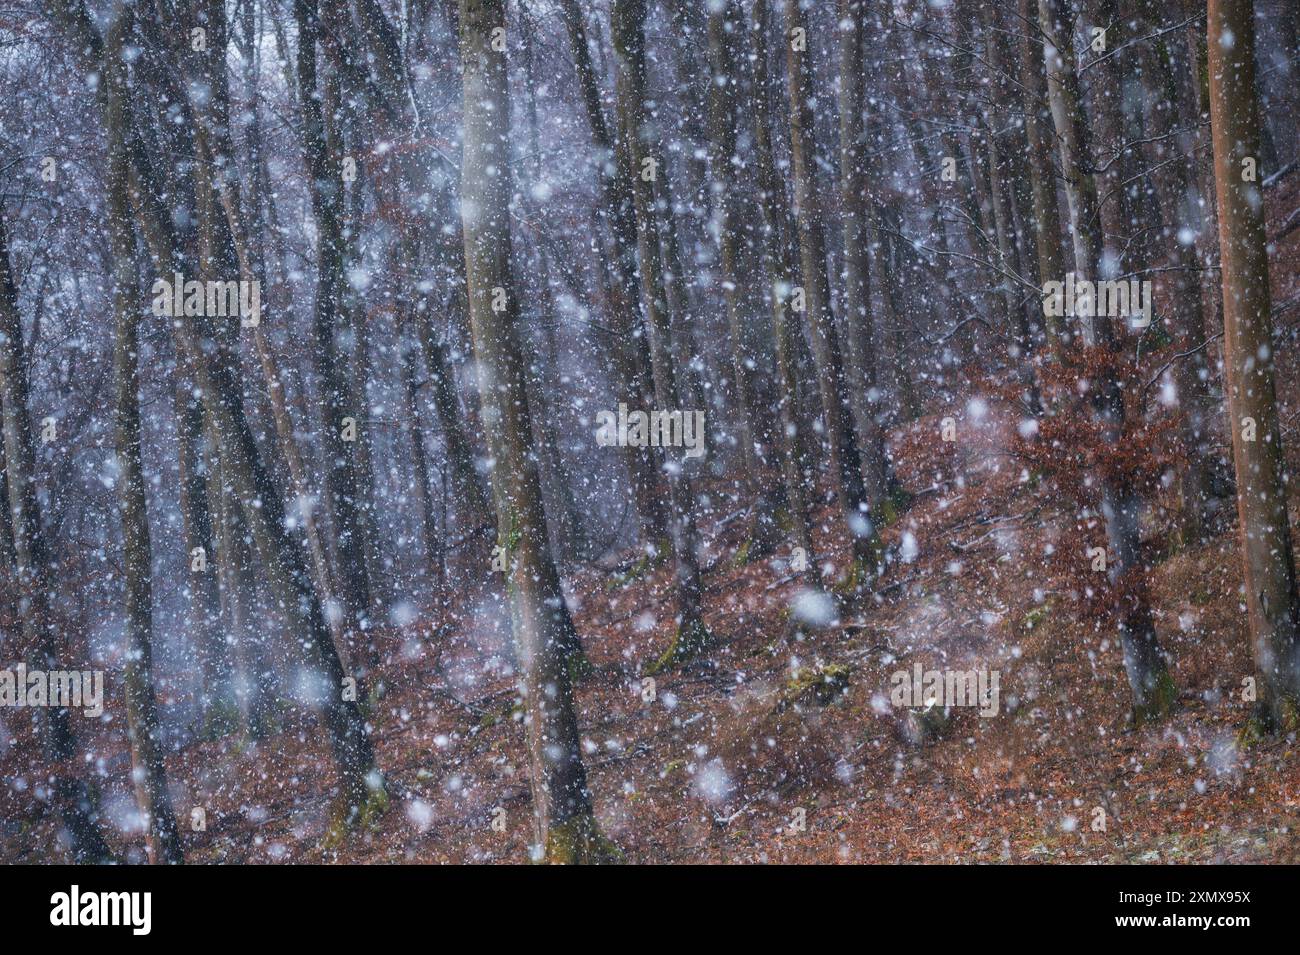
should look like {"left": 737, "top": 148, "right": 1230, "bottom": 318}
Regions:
{"left": 613, "top": 0, "right": 712, "bottom": 667}
{"left": 1208, "top": 0, "right": 1300, "bottom": 731}
{"left": 1145, "top": 13, "right": 1218, "bottom": 542}
{"left": 1019, "top": 0, "right": 1067, "bottom": 348}
{"left": 458, "top": 0, "right": 613, "bottom": 862}
{"left": 401, "top": 346, "right": 447, "bottom": 606}
{"left": 782, "top": 0, "right": 880, "bottom": 585}
{"left": 837, "top": 0, "right": 889, "bottom": 503}
{"left": 294, "top": 0, "right": 376, "bottom": 669}
{"left": 748, "top": 0, "right": 821, "bottom": 588}
{"left": 0, "top": 188, "right": 113, "bottom": 867}
{"left": 1039, "top": 0, "right": 1174, "bottom": 720}
{"left": 175, "top": 378, "right": 236, "bottom": 737}
{"left": 105, "top": 5, "right": 184, "bottom": 863}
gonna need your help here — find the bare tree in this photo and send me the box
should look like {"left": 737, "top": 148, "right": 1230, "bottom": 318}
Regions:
{"left": 1208, "top": 0, "right": 1300, "bottom": 732}
{"left": 458, "top": 0, "right": 614, "bottom": 862}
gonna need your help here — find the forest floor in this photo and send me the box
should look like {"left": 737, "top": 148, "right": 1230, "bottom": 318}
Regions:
{"left": 10, "top": 394, "right": 1300, "bottom": 864}
{"left": 6, "top": 175, "right": 1300, "bottom": 866}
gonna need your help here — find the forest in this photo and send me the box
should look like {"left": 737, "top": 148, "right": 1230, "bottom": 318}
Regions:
{"left": 0, "top": 0, "right": 1297, "bottom": 866}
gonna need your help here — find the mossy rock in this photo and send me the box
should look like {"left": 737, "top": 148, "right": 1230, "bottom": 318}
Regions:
{"left": 646, "top": 617, "right": 712, "bottom": 674}
{"left": 1022, "top": 603, "right": 1051, "bottom": 632}
{"left": 898, "top": 703, "right": 952, "bottom": 746}
{"left": 543, "top": 813, "right": 623, "bottom": 864}
{"left": 782, "top": 662, "right": 853, "bottom": 708}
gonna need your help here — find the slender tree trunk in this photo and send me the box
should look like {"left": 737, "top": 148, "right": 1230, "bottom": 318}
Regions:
{"left": 1208, "top": 0, "right": 1300, "bottom": 731}
{"left": 175, "top": 378, "right": 236, "bottom": 736}
{"left": 782, "top": 0, "right": 879, "bottom": 584}
{"left": 1019, "top": 0, "right": 1067, "bottom": 348}
{"left": 458, "top": 0, "right": 613, "bottom": 862}
{"left": 294, "top": 0, "right": 376, "bottom": 670}
{"left": 401, "top": 346, "right": 446, "bottom": 606}
{"left": 707, "top": 0, "right": 783, "bottom": 558}
{"left": 1039, "top": 0, "right": 1174, "bottom": 720}
{"left": 749, "top": 0, "right": 820, "bottom": 588}
{"left": 1145, "top": 16, "right": 1218, "bottom": 541}
{"left": 837, "top": 0, "right": 889, "bottom": 503}
{"left": 613, "top": 0, "right": 712, "bottom": 666}
{"left": 0, "top": 192, "right": 112, "bottom": 867}
{"left": 105, "top": 5, "right": 183, "bottom": 863}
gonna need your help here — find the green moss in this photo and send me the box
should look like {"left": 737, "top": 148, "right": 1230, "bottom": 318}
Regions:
{"left": 731, "top": 539, "right": 753, "bottom": 568}
{"left": 1238, "top": 695, "right": 1300, "bottom": 745}
{"left": 1131, "top": 669, "right": 1178, "bottom": 727}
{"left": 783, "top": 662, "right": 853, "bottom": 707}
{"left": 834, "top": 548, "right": 882, "bottom": 599}
{"left": 872, "top": 485, "right": 914, "bottom": 529}
{"left": 606, "top": 552, "right": 653, "bottom": 591}
{"left": 566, "top": 647, "right": 595, "bottom": 683}
{"left": 1022, "top": 603, "right": 1051, "bottom": 632}
{"left": 646, "top": 616, "right": 712, "bottom": 673}
{"left": 543, "top": 813, "right": 623, "bottom": 864}
{"left": 199, "top": 698, "right": 241, "bottom": 741}
{"left": 479, "top": 700, "right": 525, "bottom": 731}
{"left": 320, "top": 777, "right": 390, "bottom": 850}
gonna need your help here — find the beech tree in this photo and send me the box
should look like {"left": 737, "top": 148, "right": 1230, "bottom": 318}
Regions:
{"left": 458, "top": 0, "right": 613, "bottom": 862}
{"left": 1208, "top": 0, "right": 1300, "bottom": 732}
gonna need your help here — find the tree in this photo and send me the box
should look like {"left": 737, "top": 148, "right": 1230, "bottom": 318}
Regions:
{"left": 51, "top": 0, "right": 386, "bottom": 833}
{"left": 1208, "top": 0, "right": 1300, "bottom": 732}
{"left": 103, "top": 2, "right": 184, "bottom": 863}
{"left": 0, "top": 187, "right": 113, "bottom": 867}
{"left": 1038, "top": 0, "right": 1175, "bottom": 721}
{"left": 294, "top": 0, "right": 377, "bottom": 667}
{"left": 837, "top": 0, "right": 890, "bottom": 502}
{"left": 612, "top": 0, "right": 712, "bottom": 668}
{"left": 458, "top": 0, "right": 614, "bottom": 862}
{"left": 783, "top": 0, "right": 880, "bottom": 589}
